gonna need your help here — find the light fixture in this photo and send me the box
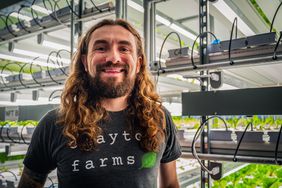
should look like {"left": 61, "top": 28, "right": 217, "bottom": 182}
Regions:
{"left": 11, "top": 48, "right": 70, "bottom": 64}
{"left": 156, "top": 15, "right": 171, "bottom": 26}
{"left": 0, "top": 53, "right": 61, "bottom": 68}
{"left": 10, "top": 12, "right": 32, "bottom": 22}
{"left": 8, "top": 42, "right": 70, "bottom": 65}
{"left": 31, "top": 5, "right": 52, "bottom": 15}
{"left": 127, "top": 0, "right": 197, "bottom": 40}
{"left": 212, "top": 0, "right": 255, "bottom": 36}
{"left": 128, "top": 0, "right": 144, "bottom": 13}
{"left": 41, "top": 40, "right": 72, "bottom": 51}
{"left": 37, "top": 33, "right": 75, "bottom": 51}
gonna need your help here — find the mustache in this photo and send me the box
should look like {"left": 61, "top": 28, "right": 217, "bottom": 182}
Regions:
{"left": 96, "top": 61, "right": 129, "bottom": 72}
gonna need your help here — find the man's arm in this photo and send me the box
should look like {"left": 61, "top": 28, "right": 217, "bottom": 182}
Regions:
{"left": 17, "top": 167, "right": 48, "bottom": 188}
{"left": 159, "top": 160, "right": 180, "bottom": 188}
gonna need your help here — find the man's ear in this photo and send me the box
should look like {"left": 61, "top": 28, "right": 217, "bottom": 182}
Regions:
{"left": 81, "top": 55, "right": 88, "bottom": 72}
{"left": 136, "top": 56, "right": 142, "bottom": 73}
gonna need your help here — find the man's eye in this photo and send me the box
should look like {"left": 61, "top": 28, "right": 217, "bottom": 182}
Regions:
{"left": 95, "top": 47, "right": 106, "bottom": 51}
{"left": 120, "top": 47, "right": 130, "bottom": 53}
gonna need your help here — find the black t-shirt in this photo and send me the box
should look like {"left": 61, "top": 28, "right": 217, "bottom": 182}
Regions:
{"left": 23, "top": 108, "right": 181, "bottom": 188}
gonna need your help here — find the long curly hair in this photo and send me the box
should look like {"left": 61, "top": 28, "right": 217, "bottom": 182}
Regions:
{"left": 58, "top": 19, "right": 165, "bottom": 152}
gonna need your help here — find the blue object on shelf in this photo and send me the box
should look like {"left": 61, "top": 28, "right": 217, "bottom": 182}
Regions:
{"left": 211, "top": 39, "right": 221, "bottom": 44}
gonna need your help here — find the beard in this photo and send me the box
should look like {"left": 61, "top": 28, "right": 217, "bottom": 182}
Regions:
{"left": 87, "top": 61, "right": 136, "bottom": 99}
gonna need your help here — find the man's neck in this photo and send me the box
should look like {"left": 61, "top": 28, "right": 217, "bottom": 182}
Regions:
{"left": 101, "top": 95, "right": 128, "bottom": 112}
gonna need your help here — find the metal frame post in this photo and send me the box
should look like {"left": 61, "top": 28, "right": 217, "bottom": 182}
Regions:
{"left": 150, "top": 2, "right": 156, "bottom": 66}
{"left": 116, "top": 0, "right": 127, "bottom": 20}
{"left": 144, "top": 0, "right": 156, "bottom": 68}
{"left": 70, "top": 0, "right": 75, "bottom": 58}
{"left": 199, "top": 0, "right": 210, "bottom": 187}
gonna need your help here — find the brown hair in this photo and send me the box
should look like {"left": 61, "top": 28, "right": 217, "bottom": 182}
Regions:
{"left": 58, "top": 19, "right": 165, "bottom": 152}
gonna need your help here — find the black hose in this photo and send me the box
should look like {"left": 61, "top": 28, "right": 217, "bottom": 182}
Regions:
{"left": 191, "top": 31, "right": 218, "bottom": 69}
{"left": 270, "top": 1, "right": 282, "bottom": 33}
{"left": 233, "top": 121, "right": 252, "bottom": 162}
{"left": 30, "top": 57, "right": 45, "bottom": 86}
{"left": 228, "top": 17, "right": 237, "bottom": 65}
{"left": 274, "top": 124, "right": 282, "bottom": 165}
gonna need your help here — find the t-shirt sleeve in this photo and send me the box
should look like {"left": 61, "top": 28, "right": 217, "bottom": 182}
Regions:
{"left": 160, "top": 108, "right": 182, "bottom": 163}
{"left": 23, "top": 110, "right": 57, "bottom": 174}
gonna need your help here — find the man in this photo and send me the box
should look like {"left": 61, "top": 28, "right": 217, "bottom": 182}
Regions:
{"left": 18, "top": 19, "right": 181, "bottom": 188}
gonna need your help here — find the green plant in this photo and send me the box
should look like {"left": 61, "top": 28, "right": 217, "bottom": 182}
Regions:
{"left": 252, "top": 115, "right": 263, "bottom": 130}
{"left": 226, "top": 117, "right": 240, "bottom": 130}
{"left": 18, "top": 120, "right": 38, "bottom": 127}
{"left": 0, "top": 121, "right": 8, "bottom": 126}
{"left": 213, "top": 164, "right": 282, "bottom": 188}
{"left": 264, "top": 116, "right": 275, "bottom": 130}
{"left": 0, "top": 153, "right": 25, "bottom": 163}
{"left": 4, "top": 120, "right": 18, "bottom": 127}
{"left": 275, "top": 118, "right": 282, "bottom": 129}
{"left": 212, "top": 117, "right": 219, "bottom": 129}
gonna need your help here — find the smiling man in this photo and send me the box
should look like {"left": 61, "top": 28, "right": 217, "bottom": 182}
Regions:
{"left": 18, "top": 19, "right": 181, "bottom": 188}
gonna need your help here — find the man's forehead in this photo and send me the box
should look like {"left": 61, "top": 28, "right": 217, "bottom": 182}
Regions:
{"left": 90, "top": 25, "right": 136, "bottom": 41}
{"left": 87, "top": 26, "right": 138, "bottom": 50}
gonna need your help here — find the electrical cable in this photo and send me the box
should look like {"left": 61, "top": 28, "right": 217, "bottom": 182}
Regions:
{"left": 17, "top": 5, "right": 32, "bottom": 33}
{"left": 191, "top": 115, "right": 228, "bottom": 175}
{"left": 30, "top": 0, "right": 46, "bottom": 28}
{"left": 20, "top": 124, "right": 30, "bottom": 145}
{"left": 18, "top": 63, "right": 30, "bottom": 88}
{"left": 274, "top": 124, "right": 282, "bottom": 165}
{"left": 1, "top": 62, "right": 22, "bottom": 90}
{"left": 30, "top": 57, "right": 45, "bottom": 87}
{"left": 46, "top": 50, "right": 64, "bottom": 85}
{"left": 0, "top": 170, "right": 18, "bottom": 181}
{"left": 157, "top": 31, "right": 182, "bottom": 84}
{"left": 273, "top": 32, "right": 282, "bottom": 60}
{"left": 48, "top": 89, "right": 63, "bottom": 101}
{"left": 5, "top": 11, "right": 19, "bottom": 37}
{"left": 228, "top": 17, "right": 237, "bottom": 65}
{"left": 89, "top": 0, "right": 103, "bottom": 12}
{"left": 270, "top": 1, "right": 282, "bottom": 33}
{"left": 191, "top": 31, "right": 218, "bottom": 69}
{"left": 56, "top": 49, "right": 71, "bottom": 76}
{"left": 232, "top": 121, "right": 252, "bottom": 162}
{"left": 43, "top": 0, "right": 69, "bottom": 28}
{"left": 43, "top": 0, "right": 55, "bottom": 20}
{"left": 65, "top": 0, "right": 80, "bottom": 17}
{"left": 52, "top": 0, "right": 71, "bottom": 28}
{"left": 6, "top": 124, "right": 20, "bottom": 144}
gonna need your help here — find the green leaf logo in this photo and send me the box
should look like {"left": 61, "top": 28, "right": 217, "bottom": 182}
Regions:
{"left": 140, "top": 152, "right": 157, "bottom": 169}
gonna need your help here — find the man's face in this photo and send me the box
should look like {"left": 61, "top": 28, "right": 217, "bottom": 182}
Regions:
{"left": 82, "top": 25, "right": 141, "bottom": 98}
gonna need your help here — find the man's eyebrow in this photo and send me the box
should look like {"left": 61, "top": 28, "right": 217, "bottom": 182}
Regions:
{"left": 93, "top": 39, "right": 108, "bottom": 45}
{"left": 118, "top": 40, "right": 133, "bottom": 47}
{"left": 93, "top": 40, "right": 133, "bottom": 46}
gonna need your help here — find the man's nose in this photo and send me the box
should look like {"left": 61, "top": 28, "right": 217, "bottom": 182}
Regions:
{"left": 105, "top": 49, "right": 121, "bottom": 64}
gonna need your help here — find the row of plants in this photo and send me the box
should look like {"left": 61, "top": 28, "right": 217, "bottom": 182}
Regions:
{"left": 172, "top": 116, "right": 282, "bottom": 131}
{"left": 212, "top": 164, "right": 282, "bottom": 188}
{"left": 0, "top": 120, "right": 38, "bottom": 127}
{"left": 0, "top": 153, "right": 25, "bottom": 164}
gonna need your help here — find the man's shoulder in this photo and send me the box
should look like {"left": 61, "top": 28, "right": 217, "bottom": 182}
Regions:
{"left": 161, "top": 106, "right": 171, "bottom": 118}
{"left": 38, "top": 108, "right": 59, "bottom": 127}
